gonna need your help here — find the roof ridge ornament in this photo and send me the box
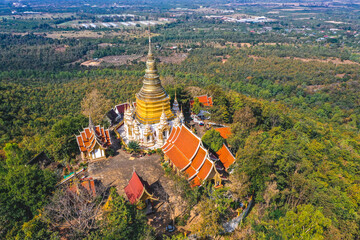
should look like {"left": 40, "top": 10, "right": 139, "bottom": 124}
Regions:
{"left": 89, "top": 114, "right": 95, "bottom": 130}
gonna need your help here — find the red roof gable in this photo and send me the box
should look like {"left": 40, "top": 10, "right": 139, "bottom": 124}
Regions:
{"left": 215, "top": 127, "right": 232, "bottom": 139}
{"left": 115, "top": 103, "right": 130, "bottom": 115}
{"left": 124, "top": 171, "right": 145, "bottom": 204}
{"left": 216, "top": 144, "right": 236, "bottom": 169}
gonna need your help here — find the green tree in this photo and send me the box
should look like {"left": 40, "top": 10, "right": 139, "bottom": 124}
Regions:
{"left": 0, "top": 144, "right": 57, "bottom": 239}
{"left": 201, "top": 129, "right": 224, "bottom": 152}
{"left": 15, "top": 214, "right": 60, "bottom": 240}
{"left": 88, "top": 188, "right": 154, "bottom": 240}
{"left": 127, "top": 141, "right": 140, "bottom": 153}
{"left": 277, "top": 204, "right": 331, "bottom": 239}
{"left": 46, "top": 115, "right": 87, "bottom": 162}
{"left": 192, "top": 97, "right": 202, "bottom": 115}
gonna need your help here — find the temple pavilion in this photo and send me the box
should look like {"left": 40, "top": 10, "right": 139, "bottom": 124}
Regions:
{"left": 124, "top": 171, "right": 156, "bottom": 206}
{"left": 162, "top": 124, "right": 222, "bottom": 187}
{"left": 76, "top": 116, "right": 112, "bottom": 161}
{"left": 116, "top": 34, "right": 184, "bottom": 149}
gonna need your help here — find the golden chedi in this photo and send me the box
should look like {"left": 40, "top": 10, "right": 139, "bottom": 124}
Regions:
{"left": 135, "top": 35, "right": 174, "bottom": 124}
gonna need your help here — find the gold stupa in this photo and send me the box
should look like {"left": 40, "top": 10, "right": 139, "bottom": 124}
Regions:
{"left": 135, "top": 33, "right": 174, "bottom": 124}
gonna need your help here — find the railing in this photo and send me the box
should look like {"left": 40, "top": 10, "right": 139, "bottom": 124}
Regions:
{"left": 57, "top": 168, "right": 86, "bottom": 186}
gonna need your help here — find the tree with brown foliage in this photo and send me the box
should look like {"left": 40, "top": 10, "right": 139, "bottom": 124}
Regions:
{"left": 81, "top": 89, "right": 112, "bottom": 125}
{"left": 43, "top": 180, "right": 108, "bottom": 238}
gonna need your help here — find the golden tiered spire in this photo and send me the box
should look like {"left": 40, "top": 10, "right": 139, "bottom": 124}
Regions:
{"left": 135, "top": 26, "right": 174, "bottom": 124}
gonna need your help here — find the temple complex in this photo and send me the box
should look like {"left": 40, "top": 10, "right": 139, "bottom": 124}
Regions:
{"left": 76, "top": 116, "right": 112, "bottom": 161}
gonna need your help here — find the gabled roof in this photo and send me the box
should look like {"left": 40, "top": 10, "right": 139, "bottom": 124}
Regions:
{"left": 162, "top": 124, "right": 216, "bottom": 187}
{"left": 215, "top": 127, "right": 232, "bottom": 139}
{"left": 68, "top": 178, "right": 97, "bottom": 196}
{"left": 216, "top": 144, "right": 236, "bottom": 169}
{"left": 114, "top": 103, "right": 130, "bottom": 115}
{"left": 76, "top": 125, "right": 112, "bottom": 154}
{"left": 171, "top": 125, "right": 201, "bottom": 160}
{"left": 27, "top": 151, "right": 51, "bottom": 167}
{"left": 124, "top": 171, "right": 150, "bottom": 204}
{"left": 106, "top": 109, "right": 119, "bottom": 124}
{"left": 190, "top": 95, "right": 213, "bottom": 107}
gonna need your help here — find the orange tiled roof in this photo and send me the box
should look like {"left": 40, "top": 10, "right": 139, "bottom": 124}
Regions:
{"left": 216, "top": 144, "right": 236, "bottom": 169}
{"left": 162, "top": 126, "right": 179, "bottom": 150}
{"left": 162, "top": 125, "right": 215, "bottom": 187}
{"left": 68, "top": 178, "right": 96, "bottom": 196}
{"left": 215, "top": 127, "right": 232, "bottom": 139}
{"left": 190, "top": 95, "right": 213, "bottom": 107}
{"left": 165, "top": 145, "right": 191, "bottom": 170}
{"left": 197, "top": 159, "right": 213, "bottom": 180}
{"left": 184, "top": 165, "right": 197, "bottom": 180}
{"left": 172, "top": 126, "right": 200, "bottom": 160}
{"left": 191, "top": 176, "right": 202, "bottom": 187}
{"left": 76, "top": 125, "right": 112, "bottom": 154}
{"left": 191, "top": 146, "right": 207, "bottom": 171}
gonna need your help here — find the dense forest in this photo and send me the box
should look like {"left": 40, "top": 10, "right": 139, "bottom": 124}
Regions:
{"left": 1, "top": 3, "right": 360, "bottom": 239}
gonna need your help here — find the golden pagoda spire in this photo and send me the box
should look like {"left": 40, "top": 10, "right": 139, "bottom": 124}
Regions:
{"left": 148, "top": 24, "right": 152, "bottom": 57}
{"left": 134, "top": 25, "right": 174, "bottom": 124}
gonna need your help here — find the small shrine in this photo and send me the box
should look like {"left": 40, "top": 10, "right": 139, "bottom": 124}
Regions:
{"left": 124, "top": 171, "right": 156, "bottom": 206}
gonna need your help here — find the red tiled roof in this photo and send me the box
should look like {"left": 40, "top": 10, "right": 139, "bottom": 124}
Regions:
{"left": 115, "top": 103, "right": 130, "bottom": 114}
{"left": 215, "top": 127, "right": 232, "bottom": 139}
{"left": 216, "top": 144, "right": 236, "bottom": 169}
{"left": 76, "top": 125, "right": 112, "bottom": 154}
{"left": 124, "top": 171, "right": 145, "bottom": 204}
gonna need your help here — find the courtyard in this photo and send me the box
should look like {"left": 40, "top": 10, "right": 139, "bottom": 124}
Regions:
{"left": 87, "top": 148, "right": 182, "bottom": 235}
